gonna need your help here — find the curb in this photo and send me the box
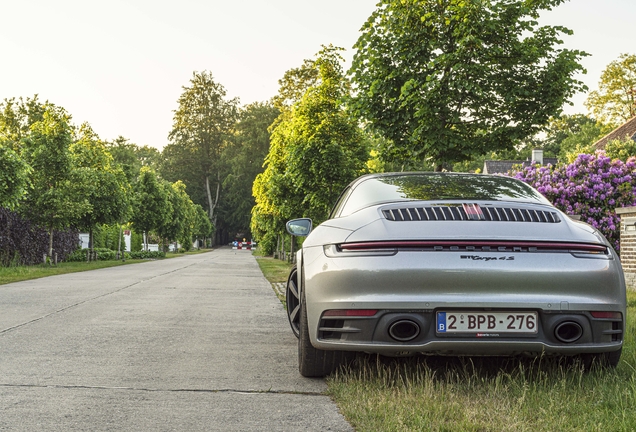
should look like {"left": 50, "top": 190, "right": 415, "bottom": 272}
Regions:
{"left": 272, "top": 282, "right": 286, "bottom": 297}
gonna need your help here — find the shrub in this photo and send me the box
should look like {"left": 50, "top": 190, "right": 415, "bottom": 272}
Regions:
{"left": 128, "top": 250, "right": 165, "bottom": 259}
{"left": 131, "top": 230, "right": 143, "bottom": 252}
{"left": 64, "top": 247, "right": 118, "bottom": 262}
{"left": 254, "top": 231, "right": 277, "bottom": 256}
{"left": 65, "top": 249, "right": 88, "bottom": 262}
{"left": 93, "top": 248, "right": 116, "bottom": 260}
{"left": 92, "top": 224, "right": 124, "bottom": 250}
{"left": 511, "top": 151, "right": 636, "bottom": 251}
{"left": 0, "top": 208, "right": 79, "bottom": 266}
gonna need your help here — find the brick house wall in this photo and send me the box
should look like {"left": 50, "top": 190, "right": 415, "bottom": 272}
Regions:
{"left": 617, "top": 206, "right": 636, "bottom": 290}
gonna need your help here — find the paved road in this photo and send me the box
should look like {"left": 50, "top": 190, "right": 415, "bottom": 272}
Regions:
{"left": 0, "top": 248, "right": 352, "bottom": 431}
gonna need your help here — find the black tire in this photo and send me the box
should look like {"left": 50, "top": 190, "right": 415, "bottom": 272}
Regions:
{"left": 286, "top": 267, "right": 300, "bottom": 338}
{"left": 581, "top": 347, "right": 622, "bottom": 369}
{"left": 298, "top": 285, "right": 354, "bottom": 377}
{"left": 603, "top": 348, "right": 622, "bottom": 367}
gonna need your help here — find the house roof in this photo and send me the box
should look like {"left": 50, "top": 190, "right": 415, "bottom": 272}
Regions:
{"left": 593, "top": 116, "right": 636, "bottom": 149}
{"left": 483, "top": 160, "right": 523, "bottom": 174}
{"left": 483, "top": 158, "right": 558, "bottom": 175}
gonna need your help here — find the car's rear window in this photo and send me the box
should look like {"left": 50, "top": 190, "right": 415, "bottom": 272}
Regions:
{"left": 338, "top": 174, "right": 550, "bottom": 217}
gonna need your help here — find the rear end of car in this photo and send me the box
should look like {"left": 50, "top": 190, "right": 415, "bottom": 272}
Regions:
{"left": 303, "top": 202, "right": 625, "bottom": 361}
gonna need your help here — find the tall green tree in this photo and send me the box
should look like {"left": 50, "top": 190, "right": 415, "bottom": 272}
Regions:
{"left": 249, "top": 60, "right": 321, "bottom": 251}
{"left": 585, "top": 53, "right": 636, "bottom": 126}
{"left": 131, "top": 167, "right": 171, "bottom": 251}
{"left": 157, "top": 180, "right": 195, "bottom": 250}
{"left": 166, "top": 71, "right": 239, "bottom": 234}
{"left": 542, "top": 114, "right": 599, "bottom": 156}
{"left": 350, "top": 0, "right": 587, "bottom": 170}
{"left": 21, "top": 106, "right": 90, "bottom": 257}
{"left": 271, "top": 59, "right": 319, "bottom": 111}
{"left": 252, "top": 47, "right": 368, "bottom": 250}
{"left": 0, "top": 142, "right": 31, "bottom": 209}
{"left": 605, "top": 137, "right": 636, "bottom": 161}
{"left": 106, "top": 136, "right": 161, "bottom": 184}
{"left": 193, "top": 204, "right": 213, "bottom": 248}
{"left": 0, "top": 96, "right": 46, "bottom": 146}
{"left": 71, "top": 123, "right": 132, "bottom": 251}
{"left": 559, "top": 123, "right": 614, "bottom": 162}
{"left": 220, "top": 102, "right": 279, "bottom": 238}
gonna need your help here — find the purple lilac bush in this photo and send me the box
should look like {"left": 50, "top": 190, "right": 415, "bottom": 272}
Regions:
{"left": 511, "top": 151, "right": 636, "bottom": 252}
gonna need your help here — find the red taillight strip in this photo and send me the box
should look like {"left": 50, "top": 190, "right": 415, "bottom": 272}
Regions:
{"left": 590, "top": 311, "right": 622, "bottom": 319}
{"left": 322, "top": 309, "right": 378, "bottom": 317}
{"left": 339, "top": 241, "right": 607, "bottom": 252}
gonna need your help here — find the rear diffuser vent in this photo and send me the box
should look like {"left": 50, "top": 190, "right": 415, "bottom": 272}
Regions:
{"left": 382, "top": 205, "right": 560, "bottom": 223}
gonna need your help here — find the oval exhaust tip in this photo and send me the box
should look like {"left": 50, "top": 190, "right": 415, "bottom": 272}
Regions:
{"left": 554, "top": 321, "right": 583, "bottom": 343}
{"left": 388, "top": 320, "right": 420, "bottom": 342}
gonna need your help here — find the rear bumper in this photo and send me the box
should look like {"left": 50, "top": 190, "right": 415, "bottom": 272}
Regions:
{"left": 302, "top": 246, "right": 626, "bottom": 355}
{"left": 313, "top": 308, "right": 623, "bottom": 355}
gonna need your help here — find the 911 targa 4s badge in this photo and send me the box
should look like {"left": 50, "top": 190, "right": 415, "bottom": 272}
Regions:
{"left": 284, "top": 172, "right": 626, "bottom": 377}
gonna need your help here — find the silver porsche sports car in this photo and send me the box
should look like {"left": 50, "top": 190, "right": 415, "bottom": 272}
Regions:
{"left": 285, "top": 172, "right": 626, "bottom": 377}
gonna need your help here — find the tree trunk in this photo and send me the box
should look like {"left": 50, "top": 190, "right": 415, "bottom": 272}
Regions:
{"left": 281, "top": 233, "right": 286, "bottom": 261}
{"left": 290, "top": 235, "right": 294, "bottom": 263}
{"left": 275, "top": 234, "right": 280, "bottom": 259}
{"left": 117, "top": 224, "right": 123, "bottom": 258}
{"left": 205, "top": 175, "right": 214, "bottom": 221}
{"left": 205, "top": 174, "right": 221, "bottom": 245}
{"left": 212, "top": 173, "right": 220, "bottom": 229}
{"left": 48, "top": 225, "right": 54, "bottom": 259}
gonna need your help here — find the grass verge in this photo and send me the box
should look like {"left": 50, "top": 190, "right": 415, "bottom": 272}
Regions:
{"left": 0, "top": 248, "right": 214, "bottom": 286}
{"left": 165, "top": 248, "right": 212, "bottom": 258}
{"left": 327, "top": 290, "right": 636, "bottom": 431}
{"left": 254, "top": 255, "right": 293, "bottom": 283}
{"left": 254, "top": 254, "right": 293, "bottom": 305}
{"left": 0, "top": 260, "right": 146, "bottom": 285}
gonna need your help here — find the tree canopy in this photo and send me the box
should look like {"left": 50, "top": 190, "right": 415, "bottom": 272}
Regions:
{"left": 252, "top": 46, "right": 369, "bottom": 252}
{"left": 71, "top": 123, "right": 131, "bottom": 249}
{"left": 0, "top": 96, "right": 46, "bottom": 145}
{"left": 21, "top": 106, "right": 90, "bottom": 257}
{"left": 220, "top": 102, "right": 279, "bottom": 238}
{"left": 106, "top": 136, "right": 161, "bottom": 184}
{"left": 166, "top": 71, "right": 239, "bottom": 234}
{"left": 157, "top": 180, "right": 196, "bottom": 250}
{"left": 585, "top": 53, "right": 636, "bottom": 127}
{"left": 350, "top": 0, "right": 588, "bottom": 170}
{"left": 0, "top": 143, "right": 31, "bottom": 209}
{"left": 0, "top": 94, "right": 208, "bottom": 260}
{"left": 130, "top": 167, "right": 172, "bottom": 250}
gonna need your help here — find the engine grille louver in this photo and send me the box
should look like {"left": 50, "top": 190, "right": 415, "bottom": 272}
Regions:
{"left": 382, "top": 205, "right": 561, "bottom": 223}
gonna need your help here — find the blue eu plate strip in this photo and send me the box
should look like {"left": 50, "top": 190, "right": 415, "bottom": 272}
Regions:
{"left": 437, "top": 312, "right": 446, "bottom": 332}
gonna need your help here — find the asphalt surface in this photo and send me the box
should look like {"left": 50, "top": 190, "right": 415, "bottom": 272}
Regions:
{"left": 0, "top": 248, "right": 353, "bottom": 431}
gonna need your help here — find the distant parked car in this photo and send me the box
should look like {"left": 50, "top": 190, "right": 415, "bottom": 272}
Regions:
{"left": 285, "top": 172, "right": 626, "bottom": 377}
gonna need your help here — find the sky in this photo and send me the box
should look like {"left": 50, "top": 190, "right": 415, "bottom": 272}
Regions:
{"left": 1, "top": 0, "right": 634, "bottom": 150}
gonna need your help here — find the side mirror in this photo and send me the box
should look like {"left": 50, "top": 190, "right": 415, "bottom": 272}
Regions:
{"left": 286, "top": 218, "right": 313, "bottom": 237}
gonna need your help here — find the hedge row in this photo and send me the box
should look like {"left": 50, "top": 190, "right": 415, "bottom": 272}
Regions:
{"left": 65, "top": 248, "right": 118, "bottom": 262}
{"left": 0, "top": 208, "right": 79, "bottom": 266}
{"left": 128, "top": 250, "right": 166, "bottom": 259}
{"left": 65, "top": 248, "right": 167, "bottom": 262}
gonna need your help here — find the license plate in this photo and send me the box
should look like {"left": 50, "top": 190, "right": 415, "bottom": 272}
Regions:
{"left": 436, "top": 311, "right": 537, "bottom": 333}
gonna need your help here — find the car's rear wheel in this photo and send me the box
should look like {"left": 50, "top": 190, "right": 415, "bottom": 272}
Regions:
{"left": 286, "top": 267, "right": 300, "bottom": 338}
{"left": 582, "top": 347, "right": 622, "bottom": 369}
{"left": 298, "top": 286, "right": 354, "bottom": 377}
